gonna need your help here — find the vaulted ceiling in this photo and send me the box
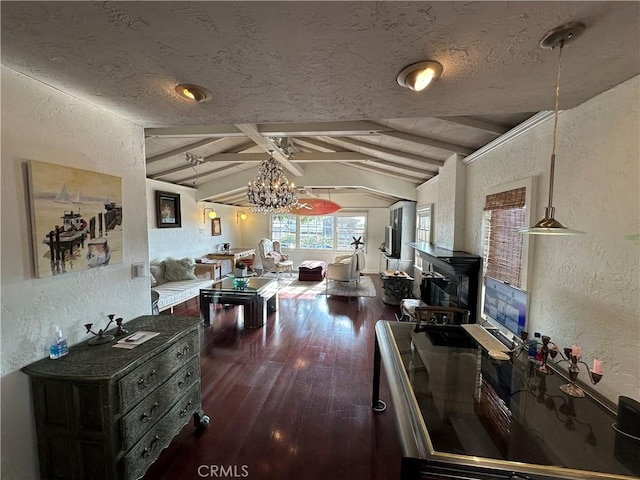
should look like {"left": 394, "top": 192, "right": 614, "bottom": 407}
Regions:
{"left": 2, "top": 2, "right": 639, "bottom": 208}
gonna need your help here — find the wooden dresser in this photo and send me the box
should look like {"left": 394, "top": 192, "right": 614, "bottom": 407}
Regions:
{"left": 22, "top": 315, "right": 208, "bottom": 480}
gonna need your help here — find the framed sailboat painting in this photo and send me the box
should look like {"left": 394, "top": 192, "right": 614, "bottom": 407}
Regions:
{"left": 27, "top": 160, "right": 123, "bottom": 278}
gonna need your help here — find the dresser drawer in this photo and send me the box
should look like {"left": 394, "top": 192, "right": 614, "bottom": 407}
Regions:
{"left": 124, "top": 384, "right": 201, "bottom": 480}
{"left": 119, "top": 331, "right": 198, "bottom": 412}
{"left": 120, "top": 356, "right": 200, "bottom": 450}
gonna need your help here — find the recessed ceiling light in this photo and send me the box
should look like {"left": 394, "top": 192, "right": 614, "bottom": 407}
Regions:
{"left": 175, "top": 84, "right": 212, "bottom": 102}
{"left": 396, "top": 61, "right": 443, "bottom": 91}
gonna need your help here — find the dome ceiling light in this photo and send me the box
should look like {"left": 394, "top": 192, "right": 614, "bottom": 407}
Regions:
{"left": 175, "top": 84, "right": 212, "bottom": 102}
{"left": 396, "top": 60, "right": 443, "bottom": 91}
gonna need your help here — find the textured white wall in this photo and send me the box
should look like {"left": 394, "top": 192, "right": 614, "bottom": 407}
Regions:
{"left": 434, "top": 154, "right": 467, "bottom": 250}
{"left": 146, "top": 179, "right": 243, "bottom": 266}
{"left": 0, "top": 66, "right": 150, "bottom": 477}
{"left": 464, "top": 77, "right": 640, "bottom": 403}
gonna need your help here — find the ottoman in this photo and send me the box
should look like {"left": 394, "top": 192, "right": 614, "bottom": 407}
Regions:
{"left": 298, "top": 261, "right": 327, "bottom": 281}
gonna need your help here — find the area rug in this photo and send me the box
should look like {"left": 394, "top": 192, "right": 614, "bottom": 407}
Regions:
{"left": 320, "top": 275, "right": 377, "bottom": 298}
{"left": 277, "top": 277, "right": 326, "bottom": 299}
{"left": 276, "top": 275, "right": 377, "bottom": 298}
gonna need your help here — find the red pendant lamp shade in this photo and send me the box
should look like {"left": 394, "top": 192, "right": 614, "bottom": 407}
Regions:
{"left": 289, "top": 198, "right": 341, "bottom": 216}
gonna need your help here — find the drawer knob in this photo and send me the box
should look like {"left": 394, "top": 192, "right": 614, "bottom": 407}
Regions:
{"left": 178, "top": 371, "right": 193, "bottom": 388}
{"left": 176, "top": 345, "right": 191, "bottom": 358}
{"left": 140, "top": 402, "right": 160, "bottom": 422}
{"left": 179, "top": 400, "right": 193, "bottom": 417}
{"left": 137, "top": 369, "right": 157, "bottom": 388}
{"left": 141, "top": 435, "right": 160, "bottom": 458}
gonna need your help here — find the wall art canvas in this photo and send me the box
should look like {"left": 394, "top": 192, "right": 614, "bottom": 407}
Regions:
{"left": 28, "top": 160, "right": 123, "bottom": 278}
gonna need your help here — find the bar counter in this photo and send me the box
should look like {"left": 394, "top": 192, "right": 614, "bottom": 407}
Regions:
{"left": 372, "top": 321, "right": 639, "bottom": 480}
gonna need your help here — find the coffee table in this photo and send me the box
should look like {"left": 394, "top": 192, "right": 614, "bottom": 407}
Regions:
{"left": 199, "top": 277, "right": 279, "bottom": 328}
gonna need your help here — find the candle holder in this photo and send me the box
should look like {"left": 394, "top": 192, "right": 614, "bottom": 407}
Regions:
{"left": 553, "top": 345, "right": 603, "bottom": 398}
{"left": 84, "top": 314, "right": 117, "bottom": 345}
{"left": 114, "top": 317, "right": 128, "bottom": 337}
{"left": 537, "top": 335, "right": 558, "bottom": 375}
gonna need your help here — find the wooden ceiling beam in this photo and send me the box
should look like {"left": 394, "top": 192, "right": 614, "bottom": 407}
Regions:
{"left": 360, "top": 159, "right": 436, "bottom": 177}
{"left": 176, "top": 164, "right": 247, "bottom": 184}
{"left": 146, "top": 138, "right": 229, "bottom": 164}
{"left": 145, "top": 125, "right": 244, "bottom": 138}
{"left": 433, "top": 116, "right": 510, "bottom": 135}
{"left": 207, "top": 152, "right": 368, "bottom": 163}
{"left": 235, "top": 123, "right": 304, "bottom": 176}
{"left": 293, "top": 137, "right": 341, "bottom": 152}
{"left": 379, "top": 130, "right": 475, "bottom": 156}
{"left": 326, "top": 136, "right": 443, "bottom": 168}
{"left": 346, "top": 162, "right": 428, "bottom": 183}
{"left": 148, "top": 141, "right": 258, "bottom": 178}
{"left": 258, "top": 121, "right": 391, "bottom": 137}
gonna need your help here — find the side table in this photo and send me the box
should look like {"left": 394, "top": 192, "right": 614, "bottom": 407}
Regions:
{"left": 380, "top": 270, "right": 414, "bottom": 305}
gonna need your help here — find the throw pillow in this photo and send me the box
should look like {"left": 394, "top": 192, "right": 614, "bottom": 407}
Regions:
{"left": 150, "top": 262, "right": 167, "bottom": 285}
{"left": 150, "top": 272, "right": 158, "bottom": 287}
{"left": 164, "top": 258, "right": 197, "bottom": 281}
{"left": 267, "top": 251, "right": 283, "bottom": 262}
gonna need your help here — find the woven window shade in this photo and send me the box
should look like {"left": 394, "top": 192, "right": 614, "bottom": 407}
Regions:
{"left": 482, "top": 187, "right": 526, "bottom": 287}
{"left": 483, "top": 188, "right": 526, "bottom": 211}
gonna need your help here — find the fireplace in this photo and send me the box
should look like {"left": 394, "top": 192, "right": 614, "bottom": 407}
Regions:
{"left": 410, "top": 243, "right": 481, "bottom": 324}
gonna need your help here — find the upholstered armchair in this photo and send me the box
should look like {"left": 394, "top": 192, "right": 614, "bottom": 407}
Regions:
{"left": 326, "top": 249, "right": 365, "bottom": 283}
{"left": 257, "top": 238, "right": 294, "bottom": 277}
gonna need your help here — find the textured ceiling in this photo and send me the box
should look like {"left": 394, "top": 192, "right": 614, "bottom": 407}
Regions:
{"left": 2, "top": 1, "right": 639, "bottom": 207}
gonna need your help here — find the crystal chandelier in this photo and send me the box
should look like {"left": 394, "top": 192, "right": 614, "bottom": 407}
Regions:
{"left": 246, "top": 155, "right": 298, "bottom": 214}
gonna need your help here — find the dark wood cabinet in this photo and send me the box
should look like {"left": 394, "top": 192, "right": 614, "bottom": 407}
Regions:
{"left": 22, "top": 315, "right": 208, "bottom": 480}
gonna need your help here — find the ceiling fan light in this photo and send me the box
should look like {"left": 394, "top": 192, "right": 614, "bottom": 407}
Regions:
{"left": 175, "top": 84, "right": 212, "bottom": 102}
{"left": 397, "top": 61, "right": 443, "bottom": 91}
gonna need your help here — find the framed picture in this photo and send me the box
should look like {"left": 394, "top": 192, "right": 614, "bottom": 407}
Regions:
{"left": 27, "top": 160, "right": 123, "bottom": 278}
{"left": 211, "top": 217, "right": 222, "bottom": 236}
{"left": 156, "top": 191, "right": 181, "bottom": 228}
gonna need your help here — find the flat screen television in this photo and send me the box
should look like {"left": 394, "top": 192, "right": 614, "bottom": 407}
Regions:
{"left": 384, "top": 225, "right": 397, "bottom": 257}
{"left": 482, "top": 276, "right": 529, "bottom": 336}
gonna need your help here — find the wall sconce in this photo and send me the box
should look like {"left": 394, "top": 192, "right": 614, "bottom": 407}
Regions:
{"left": 203, "top": 208, "right": 217, "bottom": 223}
{"left": 237, "top": 211, "right": 247, "bottom": 224}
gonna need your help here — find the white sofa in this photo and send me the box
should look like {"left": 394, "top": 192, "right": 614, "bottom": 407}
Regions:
{"left": 150, "top": 258, "right": 213, "bottom": 313}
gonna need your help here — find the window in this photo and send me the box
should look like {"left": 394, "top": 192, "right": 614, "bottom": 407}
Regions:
{"left": 414, "top": 205, "right": 432, "bottom": 271}
{"left": 336, "top": 215, "right": 365, "bottom": 250}
{"left": 300, "top": 216, "right": 334, "bottom": 249}
{"left": 482, "top": 187, "right": 526, "bottom": 287}
{"left": 270, "top": 212, "right": 367, "bottom": 251}
{"left": 271, "top": 214, "right": 296, "bottom": 248}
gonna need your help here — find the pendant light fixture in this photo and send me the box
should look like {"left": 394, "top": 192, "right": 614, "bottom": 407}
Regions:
{"left": 520, "top": 23, "right": 586, "bottom": 236}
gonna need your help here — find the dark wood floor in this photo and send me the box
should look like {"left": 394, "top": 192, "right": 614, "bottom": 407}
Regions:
{"left": 144, "top": 275, "right": 405, "bottom": 480}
